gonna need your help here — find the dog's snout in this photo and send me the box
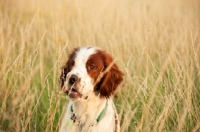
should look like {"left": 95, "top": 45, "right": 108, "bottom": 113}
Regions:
{"left": 69, "top": 74, "right": 78, "bottom": 85}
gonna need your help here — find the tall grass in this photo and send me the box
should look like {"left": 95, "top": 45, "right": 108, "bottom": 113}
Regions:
{"left": 0, "top": 0, "right": 200, "bottom": 131}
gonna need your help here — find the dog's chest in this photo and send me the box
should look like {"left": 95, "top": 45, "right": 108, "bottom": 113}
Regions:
{"left": 59, "top": 99, "right": 118, "bottom": 132}
{"left": 66, "top": 112, "right": 100, "bottom": 132}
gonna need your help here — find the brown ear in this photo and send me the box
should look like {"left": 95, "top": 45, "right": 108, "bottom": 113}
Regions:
{"left": 60, "top": 63, "right": 69, "bottom": 88}
{"left": 98, "top": 63, "right": 124, "bottom": 98}
{"left": 95, "top": 50, "right": 124, "bottom": 98}
{"left": 59, "top": 48, "right": 78, "bottom": 88}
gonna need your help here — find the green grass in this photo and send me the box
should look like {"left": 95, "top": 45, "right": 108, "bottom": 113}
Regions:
{"left": 0, "top": 0, "right": 200, "bottom": 131}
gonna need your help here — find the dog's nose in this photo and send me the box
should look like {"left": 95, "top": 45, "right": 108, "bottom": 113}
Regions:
{"left": 69, "top": 74, "right": 78, "bottom": 85}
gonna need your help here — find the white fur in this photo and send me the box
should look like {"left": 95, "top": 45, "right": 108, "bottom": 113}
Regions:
{"left": 59, "top": 94, "right": 119, "bottom": 132}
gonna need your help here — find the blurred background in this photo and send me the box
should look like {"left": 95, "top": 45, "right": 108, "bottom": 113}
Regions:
{"left": 0, "top": 0, "right": 200, "bottom": 131}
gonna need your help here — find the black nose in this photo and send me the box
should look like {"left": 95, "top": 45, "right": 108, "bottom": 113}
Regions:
{"left": 69, "top": 74, "right": 78, "bottom": 85}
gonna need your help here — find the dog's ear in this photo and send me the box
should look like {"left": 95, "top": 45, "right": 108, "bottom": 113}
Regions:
{"left": 99, "top": 64, "right": 124, "bottom": 98}
{"left": 59, "top": 48, "right": 79, "bottom": 88}
{"left": 60, "top": 62, "right": 69, "bottom": 88}
{"left": 96, "top": 51, "right": 124, "bottom": 98}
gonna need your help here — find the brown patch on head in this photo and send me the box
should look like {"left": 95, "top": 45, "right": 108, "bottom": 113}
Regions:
{"left": 60, "top": 48, "right": 79, "bottom": 88}
{"left": 86, "top": 52, "right": 104, "bottom": 82}
{"left": 88, "top": 50, "right": 124, "bottom": 98}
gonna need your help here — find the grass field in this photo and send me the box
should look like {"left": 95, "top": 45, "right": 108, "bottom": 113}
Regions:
{"left": 0, "top": 0, "right": 200, "bottom": 131}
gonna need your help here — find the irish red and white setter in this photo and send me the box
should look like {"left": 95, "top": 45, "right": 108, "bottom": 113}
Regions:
{"left": 59, "top": 47, "right": 124, "bottom": 132}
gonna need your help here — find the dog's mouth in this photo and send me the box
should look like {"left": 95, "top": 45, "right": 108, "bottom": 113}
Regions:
{"left": 67, "top": 88, "right": 82, "bottom": 99}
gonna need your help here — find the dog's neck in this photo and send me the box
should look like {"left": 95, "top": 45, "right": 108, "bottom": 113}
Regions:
{"left": 70, "top": 93, "right": 107, "bottom": 126}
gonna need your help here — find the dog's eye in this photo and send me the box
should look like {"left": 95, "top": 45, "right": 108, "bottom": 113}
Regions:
{"left": 89, "top": 64, "right": 96, "bottom": 70}
{"left": 71, "top": 60, "right": 75, "bottom": 66}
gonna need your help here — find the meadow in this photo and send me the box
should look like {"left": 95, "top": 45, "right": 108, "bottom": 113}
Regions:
{"left": 0, "top": 0, "right": 200, "bottom": 131}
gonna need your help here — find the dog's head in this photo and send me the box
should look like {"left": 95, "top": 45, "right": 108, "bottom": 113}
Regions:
{"left": 60, "top": 47, "right": 124, "bottom": 101}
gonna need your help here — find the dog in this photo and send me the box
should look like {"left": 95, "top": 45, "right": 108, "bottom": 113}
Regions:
{"left": 59, "top": 47, "right": 124, "bottom": 132}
